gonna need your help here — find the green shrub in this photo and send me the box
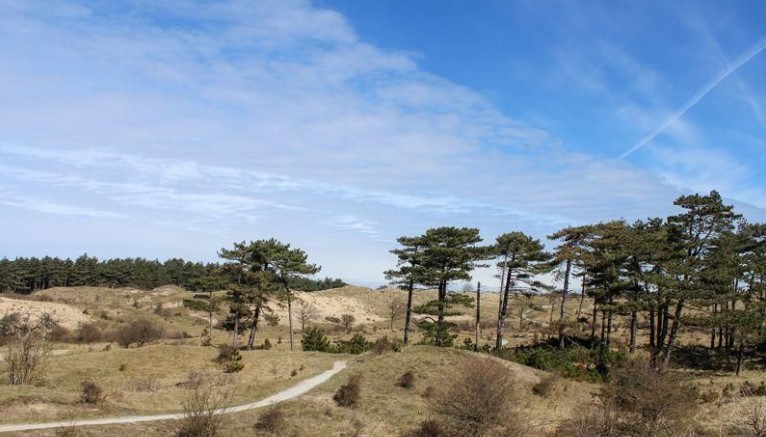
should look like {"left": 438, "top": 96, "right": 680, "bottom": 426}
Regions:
{"left": 302, "top": 327, "right": 331, "bottom": 352}
{"left": 335, "top": 334, "right": 372, "bottom": 354}
{"left": 215, "top": 344, "right": 244, "bottom": 373}
{"left": 182, "top": 299, "right": 207, "bottom": 312}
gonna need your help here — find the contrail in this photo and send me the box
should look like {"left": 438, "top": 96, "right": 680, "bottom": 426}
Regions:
{"left": 619, "top": 35, "right": 766, "bottom": 159}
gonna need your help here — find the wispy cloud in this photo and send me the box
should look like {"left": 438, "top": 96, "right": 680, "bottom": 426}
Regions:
{"left": 619, "top": 35, "right": 766, "bottom": 159}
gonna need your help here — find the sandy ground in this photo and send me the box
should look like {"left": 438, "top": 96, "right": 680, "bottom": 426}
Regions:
{"left": 0, "top": 297, "right": 91, "bottom": 330}
{"left": 0, "top": 360, "right": 347, "bottom": 433}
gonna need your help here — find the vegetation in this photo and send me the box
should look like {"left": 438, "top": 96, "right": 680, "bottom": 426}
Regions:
{"left": 431, "top": 356, "right": 523, "bottom": 437}
{"left": 0, "top": 255, "right": 343, "bottom": 295}
{"left": 2, "top": 311, "right": 55, "bottom": 385}
{"left": 176, "top": 373, "right": 235, "bottom": 437}
{"left": 333, "top": 374, "right": 362, "bottom": 407}
{"left": 115, "top": 318, "right": 165, "bottom": 348}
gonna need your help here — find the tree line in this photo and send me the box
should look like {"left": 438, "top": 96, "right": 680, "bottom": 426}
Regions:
{"left": 385, "top": 191, "right": 766, "bottom": 373}
{"left": 0, "top": 254, "right": 344, "bottom": 294}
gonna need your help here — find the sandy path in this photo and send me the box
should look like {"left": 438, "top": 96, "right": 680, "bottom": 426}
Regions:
{"left": 0, "top": 360, "right": 347, "bottom": 433}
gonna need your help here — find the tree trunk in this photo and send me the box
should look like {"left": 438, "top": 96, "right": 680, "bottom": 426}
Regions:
{"left": 475, "top": 282, "right": 481, "bottom": 351}
{"left": 661, "top": 299, "right": 685, "bottom": 371}
{"left": 576, "top": 275, "right": 586, "bottom": 319}
{"left": 495, "top": 255, "right": 508, "bottom": 348}
{"left": 287, "top": 291, "right": 294, "bottom": 352}
{"left": 590, "top": 297, "right": 598, "bottom": 346}
{"left": 403, "top": 279, "right": 414, "bottom": 346}
{"left": 208, "top": 291, "right": 214, "bottom": 336}
{"left": 496, "top": 265, "right": 515, "bottom": 350}
{"left": 710, "top": 304, "right": 717, "bottom": 350}
{"left": 736, "top": 336, "right": 746, "bottom": 376}
{"left": 629, "top": 310, "right": 637, "bottom": 353}
{"left": 649, "top": 303, "right": 656, "bottom": 362}
{"left": 558, "top": 259, "right": 571, "bottom": 348}
{"left": 246, "top": 305, "right": 261, "bottom": 350}
{"left": 436, "top": 279, "right": 447, "bottom": 347}
{"left": 232, "top": 316, "right": 239, "bottom": 347}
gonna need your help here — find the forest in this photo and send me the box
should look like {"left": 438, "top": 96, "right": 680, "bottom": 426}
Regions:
{"left": 0, "top": 255, "right": 345, "bottom": 294}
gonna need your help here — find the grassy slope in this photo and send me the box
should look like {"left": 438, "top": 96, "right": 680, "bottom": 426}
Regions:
{"left": 0, "top": 344, "right": 346, "bottom": 425}
{"left": 15, "top": 346, "right": 597, "bottom": 436}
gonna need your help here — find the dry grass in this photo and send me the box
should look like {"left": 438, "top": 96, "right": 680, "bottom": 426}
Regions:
{"left": 0, "top": 344, "right": 345, "bottom": 424}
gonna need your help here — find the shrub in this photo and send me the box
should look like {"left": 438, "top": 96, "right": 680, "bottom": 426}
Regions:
{"left": 333, "top": 374, "right": 362, "bottom": 407}
{"left": 341, "top": 314, "right": 356, "bottom": 330}
{"left": 3, "top": 312, "right": 54, "bottom": 385}
{"left": 532, "top": 374, "right": 558, "bottom": 398}
{"left": 80, "top": 380, "right": 104, "bottom": 404}
{"left": 118, "top": 363, "right": 127, "bottom": 372}
{"left": 399, "top": 371, "right": 416, "bottom": 389}
{"left": 264, "top": 313, "right": 280, "bottom": 327}
{"left": 127, "top": 376, "right": 160, "bottom": 392}
{"left": 182, "top": 299, "right": 208, "bottom": 312}
{"left": 255, "top": 407, "right": 287, "bottom": 434}
{"left": 214, "top": 345, "right": 237, "bottom": 364}
{"left": 403, "top": 419, "right": 449, "bottom": 437}
{"left": 741, "top": 381, "right": 766, "bottom": 397}
{"left": 302, "top": 327, "right": 331, "bottom": 352}
{"left": 214, "top": 345, "right": 244, "bottom": 373}
{"left": 75, "top": 322, "right": 105, "bottom": 344}
{"left": 605, "top": 358, "right": 698, "bottom": 436}
{"left": 115, "top": 319, "right": 164, "bottom": 348}
{"left": 257, "top": 338, "right": 272, "bottom": 350}
{"left": 50, "top": 325, "right": 72, "bottom": 342}
{"left": 224, "top": 350, "right": 244, "bottom": 373}
{"left": 434, "top": 357, "right": 521, "bottom": 437}
{"left": 176, "top": 374, "right": 234, "bottom": 437}
{"left": 422, "top": 386, "right": 437, "bottom": 400}
{"left": 373, "top": 336, "right": 402, "bottom": 354}
{"left": 734, "top": 388, "right": 766, "bottom": 437}
{"left": 335, "top": 334, "right": 372, "bottom": 354}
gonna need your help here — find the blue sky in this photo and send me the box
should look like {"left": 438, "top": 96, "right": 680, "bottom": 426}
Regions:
{"left": 1, "top": 0, "right": 764, "bottom": 287}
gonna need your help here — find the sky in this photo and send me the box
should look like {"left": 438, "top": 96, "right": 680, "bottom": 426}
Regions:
{"left": 1, "top": 0, "right": 765, "bottom": 288}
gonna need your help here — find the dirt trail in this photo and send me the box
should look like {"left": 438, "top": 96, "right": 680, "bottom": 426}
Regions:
{"left": 0, "top": 361, "right": 347, "bottom": 433}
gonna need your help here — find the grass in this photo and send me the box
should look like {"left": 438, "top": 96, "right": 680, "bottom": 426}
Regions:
{"left": 0, "top": 343, "right": 346, "bottom": 424}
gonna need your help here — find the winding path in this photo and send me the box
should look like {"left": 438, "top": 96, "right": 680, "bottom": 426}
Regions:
{"left": 0, "top": 360, "right": 347, "bottom": 434}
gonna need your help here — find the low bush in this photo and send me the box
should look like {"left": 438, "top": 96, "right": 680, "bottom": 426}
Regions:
{"left": 182, "top": 299, "right": 208, "bottom": 312}
{"left": 335, "top": 334, "right": 372, "bottom": 354}
{"left": 75, "top": 321, "right": 106, "bottom": 344}
{"left": 433, "top": 357, "right": 522, "bottom": 437}
{"left": 214, "top": 344, "right": 244, "bottom": 373}
{"left": 373, "top": 336, "right": 402, "bottom": 354}
{"left": 399, "top": 371, "right": 416, "bottom": 389}
{"left": 402, "top": 419, "right": 449, "bottom": 437}
{"left": 496, "top": 341, "right": 624, "bottom": 382}
{"left": 333, "top": 374, "right": 362, "bottom": 407}
{"left": 532, "top": 374, "right": 558, "bottom": 398}
{"left": 255, "top": 407, "right": 287, "bottom": 434}
{"left": 80, "top": 380, "right": 104, "bottom": 404}
{"left": 741, "top": 381, "right": 766, "bottom": 397}
{"left": 115, "top": 319, "right": 164, "bottom": 348}
{"left": 176, "top": 374, "right": 234, "bottom": 437}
